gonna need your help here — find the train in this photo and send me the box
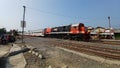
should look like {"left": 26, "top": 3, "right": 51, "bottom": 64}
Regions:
{"left": 24, "top": 23, "right": 90, "bottom": 41}
{"left": 44, "top": 23, "right": 90, "bottom": 41}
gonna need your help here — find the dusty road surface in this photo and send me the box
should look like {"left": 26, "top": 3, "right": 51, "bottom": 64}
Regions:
{"left": 16, "top": 37, "right": 120, "bottom": 68}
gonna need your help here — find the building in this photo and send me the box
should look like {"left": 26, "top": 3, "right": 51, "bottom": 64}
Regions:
{"left": 88, "top": 27, "right": 115, "bottom": 40}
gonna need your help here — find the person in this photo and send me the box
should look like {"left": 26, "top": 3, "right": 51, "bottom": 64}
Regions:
{"left": 1, "top": 34, "right": 7, "bottom": 44}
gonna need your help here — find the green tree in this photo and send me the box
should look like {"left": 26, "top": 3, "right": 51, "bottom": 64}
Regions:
{"left": 0, "top": 28, "right": 6, "bottom": 35}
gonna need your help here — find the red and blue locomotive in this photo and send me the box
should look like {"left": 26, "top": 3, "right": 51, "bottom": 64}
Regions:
{"left": 44, "top": 23, "right": 90, "bottom": 41}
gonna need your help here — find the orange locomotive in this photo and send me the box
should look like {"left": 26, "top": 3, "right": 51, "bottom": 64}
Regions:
{"left": 44, "top": 23, "right": 90, "bottom": 41}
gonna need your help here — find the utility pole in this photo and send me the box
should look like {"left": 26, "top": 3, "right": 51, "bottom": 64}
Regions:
{"left": 22, "top": 6, "right": 26, "bottom": 43}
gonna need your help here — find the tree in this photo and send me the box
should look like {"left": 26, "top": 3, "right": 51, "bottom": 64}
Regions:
{"left": 0, "top": 28, "right": 6, "bottom": 35}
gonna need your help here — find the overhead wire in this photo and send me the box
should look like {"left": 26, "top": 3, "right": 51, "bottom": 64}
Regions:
{"left": 25, "top": 6, "right": 120, "bottom": 29}
{"left": 27, "top": 7, "right": 90, "bottom": 20}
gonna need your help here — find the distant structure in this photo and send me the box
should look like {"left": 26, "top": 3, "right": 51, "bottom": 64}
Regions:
{"left": 88, "top": 26, "right": 115, "bottom": 40}
{"left": 24, "top": 29, "right": 44, "bottom": 37}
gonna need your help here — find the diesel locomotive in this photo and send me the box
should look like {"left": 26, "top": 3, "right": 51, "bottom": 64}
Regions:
{"left": 44, "top": 23, "right": 90, "bottom": 41}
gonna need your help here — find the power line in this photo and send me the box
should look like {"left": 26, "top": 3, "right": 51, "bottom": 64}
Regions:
{"left": 27, "top": 7, "right": 89, "bottom": 20}
{"left": 27, "top": 7, "right": 111, "bottom": 24}
{"left": 26, "top": 7, "right": 120, "bottom": 29}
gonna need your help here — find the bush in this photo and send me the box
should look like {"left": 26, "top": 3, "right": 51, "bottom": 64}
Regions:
{"left": 115, "top": 33, "right": 120, "bottom": 40}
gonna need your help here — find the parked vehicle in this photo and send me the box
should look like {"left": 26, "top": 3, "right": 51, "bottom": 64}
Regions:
{"left": 0, "top": 34, "right": 16, "bottom": 44}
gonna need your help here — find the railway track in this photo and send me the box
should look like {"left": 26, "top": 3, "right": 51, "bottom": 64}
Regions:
{"left": 100, "top": 39, "right": 120, "bottom": 45}
{"left": 24, "top": 37, "right": 120, "bottom": 60}
{"left": 63, "top": 45, "right": 120, "bottom": 60}
{"left": 102, "top": 42, "right": 120, "bottom": 45}
{"left": 89, "top": 40, "right": 120, "bottom": 45}
{"left": 49, "top": 41, "right": 120, "bottom": 60}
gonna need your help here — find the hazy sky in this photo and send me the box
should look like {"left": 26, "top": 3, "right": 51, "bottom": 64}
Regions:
{"left": 0, "top": 0, "right": 120, "bottom": 31}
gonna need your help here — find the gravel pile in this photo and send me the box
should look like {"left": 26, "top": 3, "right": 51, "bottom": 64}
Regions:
{"left": 24, "top": 52, "right": 46, "bottom": 68}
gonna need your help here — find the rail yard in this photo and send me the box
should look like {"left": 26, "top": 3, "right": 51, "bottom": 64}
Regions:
{"left": 0, "top": 0, "right": 120, "bottom": 68}
{"left": 0, "top": 22, "right": 120, "bottom": 68}
{"left": 0, "top": 28, "right": 120, "bottom": 68}
{"left": 8, "top": 36, "right": 119, "bottom": 68}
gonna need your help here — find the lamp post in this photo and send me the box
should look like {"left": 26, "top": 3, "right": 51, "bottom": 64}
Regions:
{"left": 21, "top": 6, "right": 26, "bottom": 43}
{"left": 108, "top": 16, "right": 111, "bottom": 29}
{"left": 108, "top": 16, "right": 111, "bottom": 39}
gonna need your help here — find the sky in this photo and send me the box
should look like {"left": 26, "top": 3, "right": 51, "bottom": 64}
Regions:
{"left": 0, "top": 0, "right": 120, "bottom": 31}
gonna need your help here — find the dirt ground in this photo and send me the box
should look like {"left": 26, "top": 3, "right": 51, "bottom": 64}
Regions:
{"left": 17, "top": 37, "right": 120, "bottom": 68}
{"left": 0, "top": 44, "right": 12, "bottom": 68}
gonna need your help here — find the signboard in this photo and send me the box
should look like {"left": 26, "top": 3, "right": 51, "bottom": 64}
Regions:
{"left": 21, "top": 21, "right": 26, "bottom": 28}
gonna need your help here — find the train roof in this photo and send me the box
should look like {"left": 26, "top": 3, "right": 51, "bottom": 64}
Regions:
{"left": 71, "top": 23, "right": 84, "bottom": 27}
